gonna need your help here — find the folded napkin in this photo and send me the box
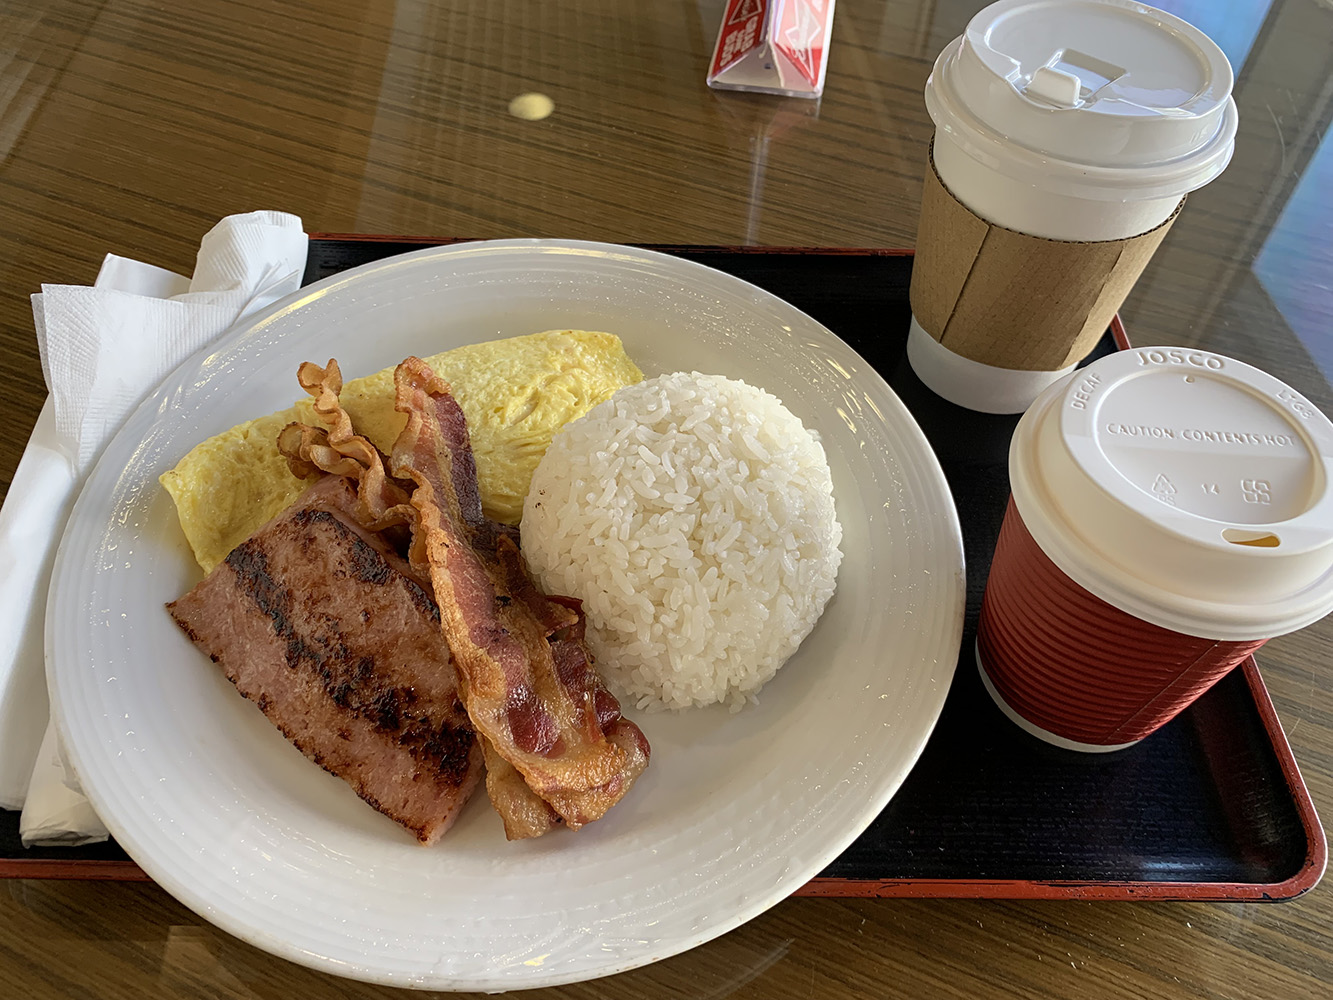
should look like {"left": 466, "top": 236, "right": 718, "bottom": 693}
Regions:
{"left": 0, "top": 212, "right": 308, "bottom": 846}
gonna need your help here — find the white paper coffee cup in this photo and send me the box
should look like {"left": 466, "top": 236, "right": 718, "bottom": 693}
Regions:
{"left": 909, "top": 0, "right": 1239, "bottom": 413}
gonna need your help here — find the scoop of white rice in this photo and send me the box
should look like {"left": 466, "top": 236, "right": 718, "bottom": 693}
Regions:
{"left": 520, "top": 372, "right": 842, "bottom": 711}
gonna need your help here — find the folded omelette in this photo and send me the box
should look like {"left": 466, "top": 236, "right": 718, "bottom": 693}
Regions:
{"left": 162, "top": 329, "right": 643, "bottom": 573}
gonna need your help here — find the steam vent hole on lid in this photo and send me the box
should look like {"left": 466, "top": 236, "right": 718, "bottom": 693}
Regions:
{"left": 1222, "top": 529, "right": 1281, "bottom": 548}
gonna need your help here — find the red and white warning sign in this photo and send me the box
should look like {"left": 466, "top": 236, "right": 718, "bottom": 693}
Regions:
{"left": 707, "top": 0, "right": 836, "bottom": 98}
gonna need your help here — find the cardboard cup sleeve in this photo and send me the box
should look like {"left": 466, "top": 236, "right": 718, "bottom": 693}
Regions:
{"left": 909, "top": 155, "right": 1183, "bottom": 373}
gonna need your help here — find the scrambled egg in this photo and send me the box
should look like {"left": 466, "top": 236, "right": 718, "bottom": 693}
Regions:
{"left": 161, "top": 329, "right": 643, "bottom": 573}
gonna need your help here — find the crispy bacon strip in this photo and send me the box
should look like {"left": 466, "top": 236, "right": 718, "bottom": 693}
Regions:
{"left": 540, "top": 598, "right": 651, "bottom": 826}
{"left": 277, "top": 359, "right": 415, "bottom": 532}
{"left": 478, "top": 736, "right": 562, "bottom": 840}
{"left": 479, "top": 598, "right": 649, "bottom": 839}
{"left": 276, "top": 422, "right": 338, "bottom": 480}
{"left": 390, "top": 356, "right": 648, "bottom": 829}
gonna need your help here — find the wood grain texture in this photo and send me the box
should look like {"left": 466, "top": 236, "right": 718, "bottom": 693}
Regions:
{"left": 0, "top": 1, "right": 1330, "bottom": 997}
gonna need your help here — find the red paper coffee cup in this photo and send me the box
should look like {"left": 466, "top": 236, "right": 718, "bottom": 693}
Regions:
{"left": 978, "top": 348, "right": 1333, "bottom": 751}
{"left": 979, "top": 498, "right": 1267, "bottom": 749}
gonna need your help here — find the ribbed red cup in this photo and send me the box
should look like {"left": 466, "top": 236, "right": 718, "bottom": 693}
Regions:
{"left": 977, "top": 498, "right": 1267, "bottom": 749}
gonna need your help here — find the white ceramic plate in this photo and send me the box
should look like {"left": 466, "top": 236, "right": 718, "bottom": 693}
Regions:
{"left": 47, "top": 240, "right": 964, "bottom": 991}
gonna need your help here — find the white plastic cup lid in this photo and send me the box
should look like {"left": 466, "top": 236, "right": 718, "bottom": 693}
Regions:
{"left": 1010, "top": 348, "right": 1333, "bottom": 640}
{"left": 926, "top": 0, "right": 1239, "bottom": 201}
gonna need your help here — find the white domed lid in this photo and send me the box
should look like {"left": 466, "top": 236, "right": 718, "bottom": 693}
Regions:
{"left": 1011, "top": 348, "right": 1333, "bottom": 640}
{"left": 926, "top": 0, "right": 1238, "bottom": 200}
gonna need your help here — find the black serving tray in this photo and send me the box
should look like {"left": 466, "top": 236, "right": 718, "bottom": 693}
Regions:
{"left": 2, "top": 240, "right": 1322, "bottom": 899}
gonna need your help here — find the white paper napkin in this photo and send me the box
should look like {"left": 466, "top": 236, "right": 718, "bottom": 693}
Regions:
{"left": 0, "top": 211, "right": 308, "bottom": 847}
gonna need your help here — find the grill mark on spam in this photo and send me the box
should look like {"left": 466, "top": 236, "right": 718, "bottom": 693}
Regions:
{"left": 291, "top": 508, "right": 392, "bottom": 585}
{"left": 225, "top": 541, "right": 299, "bottom": 666}
{"left": 405, "top": 578, "right": 441, "bottom": 623}
{"left": 225, "top": 516, "right": 472, "bottom": 785}
{"left": 293, "top": 508, "right": 441, "bottom": 623}
{"left": 398, "top": 716, "right": 477, "bottom": 785}
{"left": 372, "top": 687, "right": 403, "bottom": 729}
{"left": 263, "top": 714, "right": 434, "bottom": 842}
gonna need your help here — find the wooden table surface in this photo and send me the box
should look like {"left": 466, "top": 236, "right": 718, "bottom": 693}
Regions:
{"left": 2, "top": 1, "right": 1331, "bottom": 997}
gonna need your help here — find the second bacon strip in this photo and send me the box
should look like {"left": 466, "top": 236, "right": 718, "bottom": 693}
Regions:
{"left": 389, "top": 356, "right": 649, "bottom": 831}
